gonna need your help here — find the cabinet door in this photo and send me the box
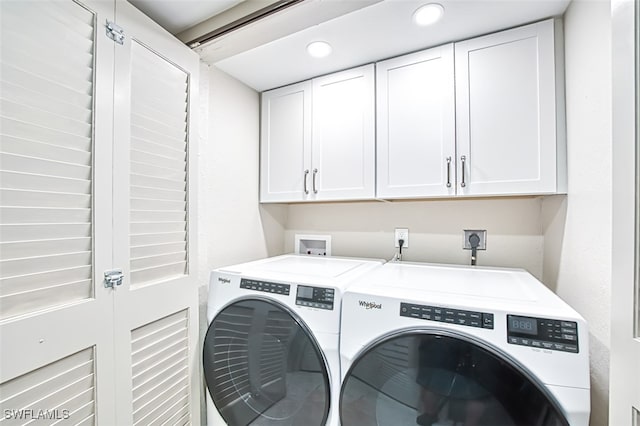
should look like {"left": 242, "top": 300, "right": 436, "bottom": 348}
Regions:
{"left": 455, "top": 19, "right": 565, "bottom": 196}
{"left": 260, "top": 81, "right": 312, "bottom": 202}
{"left": 377, "top": 45, "right": 456, "bottom": 198}
{"left": 311, "top": 65, "right": 375, "bottom": 201}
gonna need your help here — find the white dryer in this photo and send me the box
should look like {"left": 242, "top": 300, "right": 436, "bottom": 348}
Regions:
{"left": 204, "top": 254, "right": 383, "bottom": 426}
{"left": 339, "top": 262, "right": 590, "bottom": 426}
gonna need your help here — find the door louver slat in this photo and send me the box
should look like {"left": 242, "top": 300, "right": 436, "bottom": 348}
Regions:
{"left": 129, "top": 42, "right": 189, "bottom": 288}
{"left": 0, "top": 0, "right": 95, "bottom": 320}
{"left": 1, "top": 81, "right": 92, "bottom": 123}
{"left": 1, "top": 137, "right": 91, "bottom": 166}
{"left": 131, "top": 310, "right": 190, "bottom": 425}
{"left": 0, "top": 348, "right": 96, "bottom": 425}
{"left": 1, "top": 118, "right": 92, "bottom": 152}
{"left": 1, "top": 266, "right": 91, "bottom": 295}
{"left": 1, "top": 190, "right": 91, "bottom": 209}
{"left": 0, "top": 65, "right": 92, "bottom": 107}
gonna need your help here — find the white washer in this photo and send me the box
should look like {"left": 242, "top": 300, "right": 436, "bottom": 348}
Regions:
{"left": 204, "top": 254, "right": 384, "bottom": 426}
{"left": 339, "top": 262, "right": 590, "bottom": 426}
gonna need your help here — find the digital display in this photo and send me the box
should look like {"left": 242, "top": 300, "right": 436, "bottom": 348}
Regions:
{"left": 508, "top": 315, "right": 538, "bottom": 336}
{"left": 297, "top": 286, "right": 314, "bottom": 300}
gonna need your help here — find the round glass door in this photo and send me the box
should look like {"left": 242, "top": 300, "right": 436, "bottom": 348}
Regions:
{"left": 204, "top": 298, "right": 330, "bottom": 426}
{"left": 340, "top": 332, "right": 568, "bottom": 426}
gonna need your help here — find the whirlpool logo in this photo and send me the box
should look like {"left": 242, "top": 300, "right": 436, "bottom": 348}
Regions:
{"left": 358, "top": 300, "right": 382, "bottom": 310}
{"left": 217, "top": 277, "right": 231, "bottom": 284}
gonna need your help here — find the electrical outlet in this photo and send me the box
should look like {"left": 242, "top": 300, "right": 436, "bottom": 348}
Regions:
{"left": 394, "top": 228, "right": 409, "bottom": 248}
{"left": 463, "top": 230, "right": 487, "bottom": 250}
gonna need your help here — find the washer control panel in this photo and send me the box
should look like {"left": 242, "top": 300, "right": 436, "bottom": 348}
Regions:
{"left": 507, "top": 315, "right": 579, "bottom": 353}
{"left": 240, "top": 278, "right": 290, "bottom": 295}
{"left": 400, "top": 302, "right": 494, "bottom": 329}
{"left": 296, "top": 285, "right": 335, "bottom": 310}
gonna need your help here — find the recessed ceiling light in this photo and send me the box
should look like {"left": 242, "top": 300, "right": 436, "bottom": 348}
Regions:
{"left": 413, "top": 3, "right": 444, "bottom": 26}
{"left": 306, "top": 41, "right": 332, "bottom": 58}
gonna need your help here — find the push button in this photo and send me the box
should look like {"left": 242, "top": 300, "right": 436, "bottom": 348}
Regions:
{"left": 482, "top": 313, "right": 494, "bottom": 329}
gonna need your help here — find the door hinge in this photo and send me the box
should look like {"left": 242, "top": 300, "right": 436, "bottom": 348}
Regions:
{"left": 106, "top": 20, "right": 124, "bottom": 45}
{"left": 104, "top": 269, "right": 124, "bottom": 288}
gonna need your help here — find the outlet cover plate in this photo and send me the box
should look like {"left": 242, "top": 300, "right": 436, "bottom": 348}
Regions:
{"left": 394, "top": 228, "right": 409, "bottom": 248}
{"left": 463, "top": 230, "right": 487, "bottom": 250}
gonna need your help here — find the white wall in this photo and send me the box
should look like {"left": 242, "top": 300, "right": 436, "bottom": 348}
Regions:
{"left": 199, "top": 65, "right": 287, "bottom": 275}
{"left": 286, "top": 197, "right": 546, "bottom": 279}
{"left": 542, "top": 1, "right": 612, "bottom": 424}
{"left": 197, "top": 64, "right": 287, "bottom": 420}
{"left": 198, "top": 62, "right": 288, "bottom": 319}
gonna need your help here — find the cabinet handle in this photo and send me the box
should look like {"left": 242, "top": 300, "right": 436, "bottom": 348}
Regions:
{"left": 446, "top": 157, "right": 452, "bottom": 188}
{"left": 312, "top": 168, "right": 318, "bottom": 194}
{"left": 460, "top": 155, "right": 467, "bottom": 188}
{"left": 304, "top": 169, "right": 310, "bottom": 194}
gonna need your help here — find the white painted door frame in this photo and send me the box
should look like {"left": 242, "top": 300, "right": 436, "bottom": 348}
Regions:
{"left": 610, "top": 0, "right": 640, "bottom": 423}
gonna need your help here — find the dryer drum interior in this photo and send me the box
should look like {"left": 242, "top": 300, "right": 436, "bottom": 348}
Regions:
{"left": 204, "top": 298, "right": 330, "bottom": 426}
{"left": 340, "top": 331, "right": 569, "bottom": 426}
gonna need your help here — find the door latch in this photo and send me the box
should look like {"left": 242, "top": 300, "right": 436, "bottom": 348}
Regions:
{"left": 106, "top": 20, "right": 125, "bottom": 45}
{"left": 104, "top": 269, "right": 124, "bottom": 288}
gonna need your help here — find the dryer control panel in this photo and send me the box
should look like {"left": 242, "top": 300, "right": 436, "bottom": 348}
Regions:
{"left": 296, "top": 285, "right": 335, "bottom": 310}
{"left": 400, "top": 302, "right": 494, "bottom": 329}
{"left": 506, "top": 314, "right": 579, "bottom": 353}
{"left": 240, "top": 278, "right": 290, "bottom": 295}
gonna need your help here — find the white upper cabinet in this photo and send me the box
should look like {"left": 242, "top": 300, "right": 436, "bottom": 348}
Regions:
{"left": 312, "top": 65, "right": 375, "bottom": 201}
{"left": 376, "top": 45, "right": 456, "bottom": 198}
{"left": 260, "top": 81, "right": 312, "bottom": 202}
{"left": 260, "top": 19, "right": 566, "bottom": 203}
{"left": 260, "top": 65, "right": 374, "bottom": 202}
{"left": 455, "top": 19, "right": 566, "bottom": 196}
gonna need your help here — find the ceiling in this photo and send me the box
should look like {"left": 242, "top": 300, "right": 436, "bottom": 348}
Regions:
{"left": 128, "top": 0, "right": 571, "bottom": 92}
{"left": 128, "top": 0, "right": 245, "bottom": 34}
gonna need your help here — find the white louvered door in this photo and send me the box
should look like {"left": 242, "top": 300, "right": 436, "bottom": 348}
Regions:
{"left": 1, "top": 1, "right": 199, "bottom": 424}
{"left": 112, "top": 2, "right": 200, "bottom": 425}
{"left": 0, "top": 0, "right": 116, "bottom": 424}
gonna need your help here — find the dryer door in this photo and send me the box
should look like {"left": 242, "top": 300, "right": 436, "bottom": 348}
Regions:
{"left": 204, "top": 298, "right": 330, "bottom": 426}
{"left": 340, "top": 331, "right": 569, "bottom": 426}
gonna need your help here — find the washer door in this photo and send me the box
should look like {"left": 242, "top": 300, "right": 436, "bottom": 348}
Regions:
{"left": 204, "top": 298, "right": 330, "bottom": 426}
{"left": 340, "top": 331, "right": 569, "bottom": 426}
